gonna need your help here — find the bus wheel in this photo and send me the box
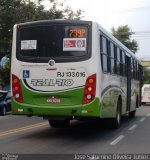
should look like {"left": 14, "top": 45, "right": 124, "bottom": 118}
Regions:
{"left": 48, "top": 120, "right": 70, "bottom": 128}
{"left": 111, "top": 99, "right": 121, "bottom": 129}
{"left": 129, "top": 110, "right": 136, "bottom": 118}
{"left": 129, "top": 97, "right": 137, "bottom": 118}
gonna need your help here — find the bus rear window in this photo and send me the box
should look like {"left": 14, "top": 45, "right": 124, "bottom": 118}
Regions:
{"left": 17, "top": 23, "right": 91, "bottom": 63}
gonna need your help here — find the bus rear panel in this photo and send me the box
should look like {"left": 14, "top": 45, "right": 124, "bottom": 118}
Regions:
{"left": 11, "top": 20, "right": 100, "bottom": 119}
{"left": 11, "top": 20, "right": 142, "bottom": 129}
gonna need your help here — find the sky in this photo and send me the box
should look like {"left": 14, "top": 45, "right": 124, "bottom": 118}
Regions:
{"left": 42, "top": 0, "right": 150, "bottom": 59}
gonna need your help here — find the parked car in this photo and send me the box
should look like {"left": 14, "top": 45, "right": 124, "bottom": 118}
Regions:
{"left": 5, "top": 90, "right": 11, "bottom": 111}
{"left": 0, "top": 90, "right": 11, "bottom": 116}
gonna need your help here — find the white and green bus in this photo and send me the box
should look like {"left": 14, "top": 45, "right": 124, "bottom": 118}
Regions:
{"left": 11, "top": 20, "right": 142, "bottom": 128}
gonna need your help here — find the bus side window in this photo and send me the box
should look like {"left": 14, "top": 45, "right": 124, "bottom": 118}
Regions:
{"left": 133, "top": 60, "right": 136, "bottom": 79}
{"left": 134, "top": 60, "right": 137, "bottom": 80}
{"left": 114, "top": 45, "right": 117, "bottom": 74}
{"left": 107, "top": 40, "right": 111, "bottom": 73}
{"left": 100, "top": 35, "right": 108, "bottom": 72}
{"left": 116, "top": 47, "right": 120, "bottom": 75}
{"left": 122, "top": 52, "right": 126, "bottom": 76}
{"left": 120, "top": 50, "right": 123, "bottom": 76}
{"left": 131, "top": 58, "right": 134, "bottom": 79}
{"left": 110, "top": 42, "right": 115, "bottom": 74}
{"left": 136, "top": 62, "right": 139, "bottom": 80}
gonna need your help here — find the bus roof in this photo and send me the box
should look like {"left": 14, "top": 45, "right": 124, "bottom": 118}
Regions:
{"left": 15, "top": 19, "right": 92, "bottom": 27}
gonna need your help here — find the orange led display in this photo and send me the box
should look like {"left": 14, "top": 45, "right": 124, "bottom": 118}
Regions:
{"left": 69, "top": 29, "right": 86, "bottom": 38}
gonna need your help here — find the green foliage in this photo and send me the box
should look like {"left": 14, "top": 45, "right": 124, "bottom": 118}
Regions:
{"left": 0, "top": 0, "right": 83, "bottom": 87}
{"left": 0, "top": 0, "right": 83, "bottom": 53}
{"left": 143, "top": 68, "right": 150, "bottom": 84}
{"left": 111, "top": 25, "right": 138, "bottom": 53}
{"left": 0, "top": 58, "right": 11, "bottom": 87}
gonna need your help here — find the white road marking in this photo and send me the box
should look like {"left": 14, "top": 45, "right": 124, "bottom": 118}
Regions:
{"left": 110, "top": 135, "right": 125, "bottom": 145}
{"left": 128, "top": 124, "right": 138, "bottom": 131}
{"left": 146, "top": 113, "right": 150, "bottom": 117}
{"left": 139, "top": 118, "right": 145, "bottom": 122}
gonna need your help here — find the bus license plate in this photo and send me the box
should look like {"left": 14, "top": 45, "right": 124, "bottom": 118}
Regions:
{"left": 46, "top": 96, "right": 61, "bottom": 103}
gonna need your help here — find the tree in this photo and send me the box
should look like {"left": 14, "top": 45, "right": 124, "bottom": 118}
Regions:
{"left": 0, "top": 55, "right": 10, "bottom": 87}
{"left": 0, "top": 0, "right": 83, "bottom": 87}
{"left": 0, "top": 0, "right": 83, "bottom": 55}
{"left": 111, "top": 25, "right": 138, "bottom": 53}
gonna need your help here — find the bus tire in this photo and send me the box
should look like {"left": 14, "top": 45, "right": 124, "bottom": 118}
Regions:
{"left": 136, "top": 95, "right": 139, "bottom": 108}
{"left": 129, "top": 96, "right": 137, "bottom": 118}
{"left": 111, "top": 99, "right": 121, "bottom": 129}
{"left": 48, "top": 119, "right": 70, "bottom": 128}
{"left": 129, "top": 110, "right": 136, "bottom": 118}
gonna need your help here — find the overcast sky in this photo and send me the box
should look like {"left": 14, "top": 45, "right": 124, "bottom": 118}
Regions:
{"left": 43, "top": 0, "right": 150, "bottom": 59}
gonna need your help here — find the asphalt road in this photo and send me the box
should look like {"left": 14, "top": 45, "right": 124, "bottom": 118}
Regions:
{"left": 0, "top": 105, "right": 150, "bottom": 155}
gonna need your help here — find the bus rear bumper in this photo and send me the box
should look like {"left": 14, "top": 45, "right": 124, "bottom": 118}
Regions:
{"left": 12, "top": 98, "right": 101, "bottom": 118}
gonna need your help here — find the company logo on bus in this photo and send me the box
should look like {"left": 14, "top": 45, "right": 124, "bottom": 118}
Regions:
{"left": 48, "top": 59, "right": 55, "bottom": 66}
{"left": 30, "top": 79, "right": 74, "bottom": 87}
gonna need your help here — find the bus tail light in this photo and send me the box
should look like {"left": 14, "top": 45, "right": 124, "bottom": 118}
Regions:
{"left": 82, "top": 74, "right": 96, "bottom": 104}
{"left": 12, "top": 74, "right": 23, "bottom": 103}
